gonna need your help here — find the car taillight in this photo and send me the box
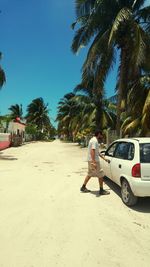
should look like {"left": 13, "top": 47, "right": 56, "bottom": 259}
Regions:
{"left": 132, "top": 163, "right": 141, "bottom": 178}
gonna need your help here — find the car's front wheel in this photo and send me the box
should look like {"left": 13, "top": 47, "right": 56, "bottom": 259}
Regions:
{"left": 121, "top": 179, "right": 138, "bottom": 206}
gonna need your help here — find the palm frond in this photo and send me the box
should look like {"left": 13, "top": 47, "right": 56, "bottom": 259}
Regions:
{"left": 75, "top": 0, "right": 95, "bottom": 18}
{"left": 107, "top": 94, "right": 118, "bottom": 104}
{"left": 142, "top": 89, "right": 150, "bottom": 114}
{"left": 109, "top": 7, "right": 132, "bottom": 46}
{"left": 74, "top": 83, "right": 93, "bottom": 97}
{"left": 121, "top": 116, "right": 132, "bottom": 129}
{"left": 81, "top": 29, "right": 115, "bottom": 92}
{"left": 140, "top": 6, "right": 150, "bottom": 33}
{"left": 71, "top": 25, "right": 94, "bottom": 53}
{"left": 131, "top": 23, "right": 147, "bottom": 66}
{"left": 123, "top": 117, "right": 141, "bottom": 135}
{"left": 93, "top": 46, "right": 115, "bottom": 93}
{"left": 0, "top": 66, "right": 6, "bottom": 88}
{"left": 71, "top": 22, "right": 77, "bottom": 30}
{"left": 132, "top": 0, "right": 145, "bottom": 11}
{"left": 71, "top": 15, "right": 89, "bottom": 29}
{"left": 83, "top": 29, "right": 111, "bottom": 67}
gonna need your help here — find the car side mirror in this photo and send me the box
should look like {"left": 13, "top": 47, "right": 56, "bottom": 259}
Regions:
{"left": 100, "top": 150, "right": 106, "bottom": 154}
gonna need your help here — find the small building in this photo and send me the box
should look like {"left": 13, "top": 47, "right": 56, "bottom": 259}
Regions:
{"left": 0, "top": 117, "right": 26, "bottom": 149}
{"left": 0, "top": 133, "right": 11, "bottom": 151}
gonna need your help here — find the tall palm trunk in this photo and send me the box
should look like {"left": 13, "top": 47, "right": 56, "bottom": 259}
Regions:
{"left": 94, "top": 93, "right": 103, "bottom": 129}
{"left": 116, "top": 45, "right": 129, "bottom": 137}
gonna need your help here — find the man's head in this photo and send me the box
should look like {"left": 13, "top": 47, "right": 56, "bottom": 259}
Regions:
{"left": 94, "top": 129, "right": 103, "bottom": 140}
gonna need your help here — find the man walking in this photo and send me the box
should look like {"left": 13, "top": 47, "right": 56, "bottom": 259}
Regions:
{"left": 80, "top": 130, "right": 110, "bottom": 195}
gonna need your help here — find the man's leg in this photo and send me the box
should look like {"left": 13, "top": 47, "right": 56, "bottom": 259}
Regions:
{"left": 98, "top": 176, "right": 103, "bottom": 189}
{"left": 98, "top": 176, "right": 110, "bottom": 195}
{"left": 80, "top": 175, "right": 91, "bottom": 192}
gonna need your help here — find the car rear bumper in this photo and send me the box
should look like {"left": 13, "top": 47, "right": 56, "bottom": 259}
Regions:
{"left": 130, "top": 179, "right": 150, "bottom": 197}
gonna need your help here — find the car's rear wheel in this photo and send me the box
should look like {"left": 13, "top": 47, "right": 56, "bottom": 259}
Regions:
{"left": 121, "top": 179, "right": 138, "bottom": 206}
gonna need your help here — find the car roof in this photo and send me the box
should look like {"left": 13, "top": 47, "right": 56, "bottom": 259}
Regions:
{"left": 115, "top": 137, "right": 150, "bottom": 143}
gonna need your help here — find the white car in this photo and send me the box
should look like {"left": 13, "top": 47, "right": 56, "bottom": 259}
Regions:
{"left": 100, "top": 138, "right": 150, "bottom": 206}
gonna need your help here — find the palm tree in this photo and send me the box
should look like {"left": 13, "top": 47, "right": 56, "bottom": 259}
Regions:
{"left": 74, "top": 84, "right": 117, "bottom": 130}
{"left": 56, "top": 89, "right": 117, "bottom": 141}
{"left": 0, "top": 114, "right": 11, "bottom": 132}
{"left": 9, "top": 104, "right": 23, "bottom": 120}
{"left": 108, "top": 2, "right": 150, "bottom": 135}
{"left": 121, "top": 75, "right": 150, "bottom": 136}
{"left": 72, "top": 0, "right": 150, "bottom": 135}
{"left": 26, "top": 97, "right": 51, "bottom": 138}
{"left": 56, "top": 93, "right": 76, "bottom": 140}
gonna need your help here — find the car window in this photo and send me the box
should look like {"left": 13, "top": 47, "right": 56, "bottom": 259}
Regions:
{"left": 128, "top": 143, "right": 135, "bottom": 160}
{"left": 105, "top": 142, "right": 118, "bottom": 157}
{"left": 140, "top": 143, "right": 150, "bottom": 163}
{"left": 114, "top": 142, "right": 134, "bottom": 160}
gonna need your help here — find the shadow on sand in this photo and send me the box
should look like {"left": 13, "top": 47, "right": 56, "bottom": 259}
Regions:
{"left": 90, "top": 189, "right": 111, "bottom": 198}
{"left": 104, "top": 177, "right": 150, "bottom": 213}
{"left": 0, "top": 152, "right": 18, "bottom": 161}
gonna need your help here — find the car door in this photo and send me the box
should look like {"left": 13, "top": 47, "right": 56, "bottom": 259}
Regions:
{"left": 140, "top": 143, "right": 150, "bottom": 181}
{"left": 102, "top": 142, "right": 118, "bottom": 179}
{"left": 110, "top": 142, "right": 134, "bottom": 185}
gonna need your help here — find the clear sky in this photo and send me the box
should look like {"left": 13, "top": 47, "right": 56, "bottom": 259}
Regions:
{"left": 0, "top": 0, "right": 118, "bottom": 125}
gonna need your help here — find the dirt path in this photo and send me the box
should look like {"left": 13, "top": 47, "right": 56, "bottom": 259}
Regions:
{"left": 0, "top": 140, "right": 150, "bottom": 267}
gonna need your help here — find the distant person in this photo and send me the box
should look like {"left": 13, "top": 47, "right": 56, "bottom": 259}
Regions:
{"left": 80, "top": 130, "right": 110, "bottom": 195}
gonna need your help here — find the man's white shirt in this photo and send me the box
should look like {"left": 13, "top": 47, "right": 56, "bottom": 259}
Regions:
{"left": 87, "top": 136, "right": 99, "bottom": 162}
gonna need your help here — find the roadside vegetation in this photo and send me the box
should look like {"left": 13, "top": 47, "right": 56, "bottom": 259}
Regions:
{"left": 0, "top": 98, "right": 56, "bottom": 141}
{"left": 57, "top": 0, "right": 150, "bottom": 143}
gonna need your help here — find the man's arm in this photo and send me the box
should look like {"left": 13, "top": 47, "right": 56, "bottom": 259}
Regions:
{"left": 90, "top": 149, "right": 96, "bottom": 164}
{"left": 99, "top": 153, "right": 109, "bottom": 162}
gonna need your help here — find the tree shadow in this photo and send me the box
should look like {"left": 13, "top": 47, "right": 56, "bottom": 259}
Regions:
{"left": 104, "top": 177, "right": 150, "bottom": 213}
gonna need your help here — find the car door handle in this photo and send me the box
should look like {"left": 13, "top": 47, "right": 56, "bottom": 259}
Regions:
{"left": 119, "top": 164, "right": 121, "bottom": 168}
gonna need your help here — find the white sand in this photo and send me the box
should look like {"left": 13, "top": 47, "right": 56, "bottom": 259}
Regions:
{"left": 0, "top": 139, "right": 150, "bottom": 267}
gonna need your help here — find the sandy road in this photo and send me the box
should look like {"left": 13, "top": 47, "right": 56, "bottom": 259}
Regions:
{"left": 0, "top": 140, "right": 150, "bottom": 267}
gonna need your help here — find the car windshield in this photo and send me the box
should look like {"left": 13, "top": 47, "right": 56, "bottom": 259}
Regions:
{"left": 140, "top": 143, "right": 150, "bottom": 163}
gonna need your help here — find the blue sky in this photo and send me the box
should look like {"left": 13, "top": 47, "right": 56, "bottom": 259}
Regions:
{"left": 0, "top": 0, "right": 119, "bottom": 125}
